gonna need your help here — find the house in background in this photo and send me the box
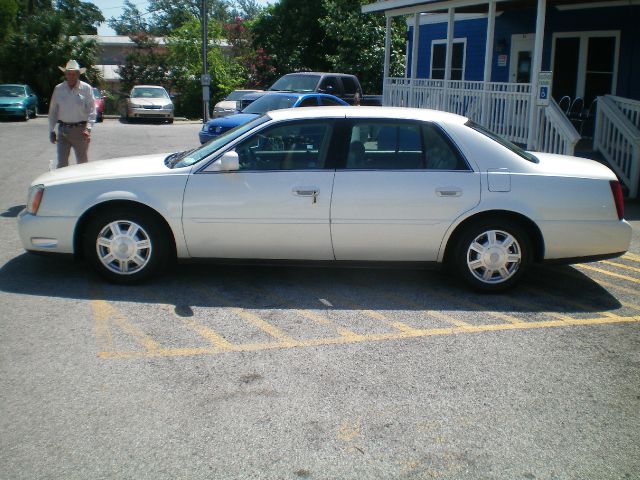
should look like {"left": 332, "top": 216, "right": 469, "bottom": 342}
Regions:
{"left": 362, "top": 0, "right": 640, "bottom": 197}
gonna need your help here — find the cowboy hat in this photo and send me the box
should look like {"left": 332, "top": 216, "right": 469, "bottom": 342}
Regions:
{"left": 58, "top": 60, "right": 86, "bottom": 74}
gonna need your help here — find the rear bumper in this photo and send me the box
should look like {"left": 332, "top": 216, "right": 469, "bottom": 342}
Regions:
{"left": 540, "top": 219, "right": 632, "bottom": 260}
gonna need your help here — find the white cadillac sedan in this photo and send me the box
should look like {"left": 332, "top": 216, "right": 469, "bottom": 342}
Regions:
{"left": 18, "top": 107, "right": 631, "bottom": 291}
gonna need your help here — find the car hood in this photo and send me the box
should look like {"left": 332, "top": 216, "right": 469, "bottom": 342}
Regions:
{"left": 0, "top": 96, "right": 26, "bottom": 104}
{"left": 206, "top": 113, "right": 259, "bottom": 128}
{"left": 129, "top": 98, "right": 171, "bottom": 106}
{"left": 31, "top": 153, "right": 180, "bottom": 187}
{"left": 531, "top": 152, "right": 617, "bottom": 181}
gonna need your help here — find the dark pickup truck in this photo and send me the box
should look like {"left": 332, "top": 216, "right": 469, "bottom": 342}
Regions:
{"left": 238, "top": 72, "right": 382, "bottom": 110}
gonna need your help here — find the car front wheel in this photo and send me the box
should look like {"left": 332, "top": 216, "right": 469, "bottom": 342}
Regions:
{"left": 453, "top": 220, "right": 531, "bottom": 292}
{"left": 83, "top": 209, "right": 168, "bottom": 284}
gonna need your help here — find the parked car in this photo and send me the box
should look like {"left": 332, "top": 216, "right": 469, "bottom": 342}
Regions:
{"left": 125, "top": 85, "right": 173, "bottom": 123}
{"left": 213, "top": 89, "right": 262, "bottom": 118}
{"left": 0, "top": 84, "right": 39, "bottom": 121}
{"left": 93, "top": 87, "right": 105, "bottom": 123}
{"left": 18, "top": 107, "right": 631, "bottom": 291}
{"left": 199, "top": 92, "right": 348, "bottom": 144}
{"left": 238, "top": 72, "right": 382, "bottom": 110}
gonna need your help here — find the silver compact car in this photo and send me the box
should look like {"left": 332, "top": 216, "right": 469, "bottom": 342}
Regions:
{"left": 125, "top": 85, "right": 173, "bottom": 123}
{"left": 18, "top": 107, "right": 631, "bottom": 291}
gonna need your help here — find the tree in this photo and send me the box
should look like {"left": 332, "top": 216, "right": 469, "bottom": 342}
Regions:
{"left": 251, "top": 0, "right": 333, "bottom": 75}
{"left": 320, "top": 0, "right": 405, "bottom": 94}
{"left": 107, "top": 0, "right": 149, "bottom": 36}
{"left": 117, "top": 33, "right": 171, "bottom": 93}
{"left": 0, "top": 0, "right": 19, "bottom": 41}
{"left": 55, "top": 0, "right": 104, "bottom": 35}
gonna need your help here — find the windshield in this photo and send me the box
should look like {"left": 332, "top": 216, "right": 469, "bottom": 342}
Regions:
{"left": 242, "top": 95, "right": 298, "bottom": 114}
{"left": 269, "top": 74, "right": 320, "bottom": 92}
{"left": 131, "top": 87, "right": 169, "bottom": 99}
{"left": 167, "top": 115, "right": 271, "bottom": 168}
{"left": 0, "top": 85, "right": 26, "bottom": 97}
{"left": 466, "top": 121, "right": 539, "bottom": 163}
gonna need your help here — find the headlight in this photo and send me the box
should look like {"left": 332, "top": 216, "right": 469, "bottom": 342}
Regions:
{"left": 164, "top": 104, "right": 174, "bottom": 110}
{"left": 129, "top": 103, "right": 142, "bottom": 108}
{"left": 27, "top": 184, "right": 45, "bottom": 215}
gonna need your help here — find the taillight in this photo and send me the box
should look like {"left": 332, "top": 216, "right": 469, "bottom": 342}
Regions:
{"left": 609, "top": 180, "right": 624, "bottom": 220}
{"left": 26, "top": 184, "right": 44, "bottom": 215}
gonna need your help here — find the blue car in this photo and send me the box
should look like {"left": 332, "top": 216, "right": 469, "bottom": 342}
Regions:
{"left": 199, "top": 92, "right": 348, "bottom": 144}
{"left": 0, "top": 84, "right": 39, "bottom": 121}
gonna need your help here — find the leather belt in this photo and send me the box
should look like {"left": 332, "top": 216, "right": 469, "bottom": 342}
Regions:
{"left": 58, "top": 121, "right": 87, "bottom": 127}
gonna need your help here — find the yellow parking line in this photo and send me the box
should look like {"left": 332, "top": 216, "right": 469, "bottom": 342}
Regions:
{"left": 601, "top": 260, "right": 640, "bottom": 274}
{"left": 502, "top": 295, "right": 575, "bottom": 323}
{"left": 97, "top": 314, "right": 640, "bottom": 359}
{"left": 91, "top": 299, "right": 162, "bottom": 352}
{"left": 431, "top": 289, "right": 526, "bottom": 324}
{"left": 577, "top": 264, "right": 640, "bottom": 284}
{"left": 545, "top": 265, "right": 639, "bottom": 298}
{"left": 377, "top": 290, "right": 475, "bottom": 328}
{"left": 623, "top": 252, "right": 640, "bottom": 262}
{"left": 527, "top": 286, "right": 620, "bottom": 319}
{"left": 230, "top": 307, "right": 297, "bottom": 345}
{"left": 91, "top": 299, "right": 114, "bottom": 352}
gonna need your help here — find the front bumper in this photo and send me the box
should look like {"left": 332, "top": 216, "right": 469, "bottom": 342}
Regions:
{"left": 128, "top": 107, "right": 173, "bottom": 119}
{"left": 0, "top": 106, "right": 27, "bottom": 118}
{"left": 17, "top": 210, "right": 76, "bottom": 254}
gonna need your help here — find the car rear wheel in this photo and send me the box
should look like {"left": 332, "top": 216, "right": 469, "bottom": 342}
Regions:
{"left": 83, "top": 209, "right": 168, "bottom": 284}
{"left": 453, "top": 220, "right": 531, "bottom": 292}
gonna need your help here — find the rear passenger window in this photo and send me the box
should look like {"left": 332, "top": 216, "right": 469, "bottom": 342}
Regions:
{"left": 422, "top": 124, "right": 467, "bottom": 170}
{"left": 346, "top": 122, "right": 425, "bottom": 169}
{"left": 298, "top": 97, "right": 318, "bottom": 107}
{"left": 341, "top": 77, "right": 359, "bottom": 95}
{"left": 320, "top": 97, "right": 344, "bottom": 106}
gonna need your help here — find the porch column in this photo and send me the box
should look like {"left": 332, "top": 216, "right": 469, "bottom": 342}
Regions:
{"left": 410, "top": 13, "right": 420, "bottom": 106}
{"left": 481, "top": 0, "right": 496, "bottom": 125}
{"left": 526, "top": 0, "right": 547, "bottom": 149}
{"left": 383, "top": 15, "right": 392, "bottom": 104}
{"left": 444, "top": 7, "right": 455, "bottom": 110}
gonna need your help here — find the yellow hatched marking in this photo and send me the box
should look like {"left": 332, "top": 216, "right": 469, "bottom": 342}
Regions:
{"left": 577, "top": 264, "right": 640, "bottom": 284}
{"left": 546, "top": 265, "right": 639, "bottom": 298}
{"left": 502, "top": 295, "right": 576, "bottom": 323}
{"left": 98, "top": 315, "right": 640, "bottom": 359}
{"left": 242, "top": 284, "right": 361, "bottom": 338}
{"left": 91, "top": 299, "right": 161, "bottom": 352}
{"left": 377, "top": 290, "right": 475, "bottom": 329}
{"left": 601, "top": 260, "right": 640, "bottom": 274}
{"left": 431, "top": 289, "right": 526, "bottom": 324}
{"left": 623, "top": 252, "right": 640, "bottom": 262}
{"left": 527, "top": 286, "right": 620, "bottom": 319}
{"left": 92, "top": 299, "right": 114, "bottom": 352}
{"left": 230, "top": 307, "right": 297, "bottom": 344}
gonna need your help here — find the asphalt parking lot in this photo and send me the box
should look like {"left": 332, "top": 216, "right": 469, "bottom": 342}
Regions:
{"left": 1, "top": 118, "right": 639, "bottom": 479}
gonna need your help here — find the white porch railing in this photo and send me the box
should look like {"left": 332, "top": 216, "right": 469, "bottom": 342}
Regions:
{"left": 608, "top": 95, "right": 640, "bottom": 131}
{"left": 535, "top": 97, "right": 580, "bottom": 156}
{"left": 594, "top": 95, "right": 640, "bottom": 198}
{"left": 383, "top": 77, "right": 578, "bottom": 155}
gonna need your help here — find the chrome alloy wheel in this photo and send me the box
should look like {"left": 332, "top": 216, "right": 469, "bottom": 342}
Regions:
{"left": 466, "top": 229, "right": 522, "bottom": 284}
{"left": 96, "top": 220, "right": 152, "bottom": 275}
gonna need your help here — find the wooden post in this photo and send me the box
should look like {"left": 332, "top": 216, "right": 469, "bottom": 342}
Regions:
{"left": 444, "top": 7, "right": 455, "bottom": 110}
{"left": 383, "top": 15, "right": 392, "bottom": 105}
{"left": 410, "top": 13, "right": 420, "bottom": 107}
{"left": 481, "top": 0, "right": 496, "bottom": 126}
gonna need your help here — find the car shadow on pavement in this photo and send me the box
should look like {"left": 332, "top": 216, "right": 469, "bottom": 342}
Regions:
{"left": 0, "top": 253, "right": 623, "bottom": 315}
{"left": 1, "top": 205, "right": 26, "bottom": 218}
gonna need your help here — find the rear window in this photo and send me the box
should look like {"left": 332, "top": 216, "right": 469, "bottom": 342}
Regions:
{"left": 269, "top": 74, "right": 320, "bottom": 92}
{"left": 466, "top": 121, "right": 538, "bottom": 163}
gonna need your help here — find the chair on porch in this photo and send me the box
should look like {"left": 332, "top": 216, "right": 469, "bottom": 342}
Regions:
{"left": 568, "top": 97, "right": 585, "bottom": 130}
{"left": 579, "top": 98, "right": 599, "bottom": 138}
{"left": 558, "top": 96, "right": 571, "bottom": 115}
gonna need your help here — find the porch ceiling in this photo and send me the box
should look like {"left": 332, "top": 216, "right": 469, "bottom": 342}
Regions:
{"left": 363, "top": 0, "right": 627, "bottom": 15}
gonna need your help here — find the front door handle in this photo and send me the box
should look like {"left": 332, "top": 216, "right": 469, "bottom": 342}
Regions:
{"left": 435, "top": 187, "right": 462, "bottom": 197}
{"left": 293, "top": 187, "right": 319, "bottom": 204}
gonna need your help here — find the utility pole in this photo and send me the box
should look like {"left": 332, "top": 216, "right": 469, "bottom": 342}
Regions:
{"left": 200, "top": 0, "right": 210, "bottom": 123}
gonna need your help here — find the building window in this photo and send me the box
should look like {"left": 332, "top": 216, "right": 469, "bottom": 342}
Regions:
{"left": 431, "top": 40, "right": 465, "bottom": 80}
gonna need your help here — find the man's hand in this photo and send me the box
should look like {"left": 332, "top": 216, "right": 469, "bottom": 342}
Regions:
{"left": 82, "top": 129, "right": 91, "bottom": 143}
{"left": 49, "top": 131, "right": 57, "bottom": 144}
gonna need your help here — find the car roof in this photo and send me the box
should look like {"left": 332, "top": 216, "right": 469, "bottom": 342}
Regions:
{"left": 267, "top": 106, "right": 468, "bottom": 124}
{"left": 280, "top": 72, "right": 355, "bottom": 78}
{"left": 131, "top": 85, "right": 167, "bottom": 89}
{"left": 0, "top": 84, "right": 27, "bottom": 87}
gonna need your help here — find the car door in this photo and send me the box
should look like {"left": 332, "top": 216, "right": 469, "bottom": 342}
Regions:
{"left": 330, "top": 119, "right": 481, "bottom": 261}
{"left": 182, "top": 119, "right": 337, "bottom": 259}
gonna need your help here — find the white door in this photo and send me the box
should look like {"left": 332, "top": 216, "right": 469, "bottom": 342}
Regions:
{"left": 182, "top": 120, "right": 336, "bottom": 259}
{"left": 330, "top": 120, "right": 481, "bottom": 261}
{"left": 509, "top": 34, "right": 535, "bottom": 83}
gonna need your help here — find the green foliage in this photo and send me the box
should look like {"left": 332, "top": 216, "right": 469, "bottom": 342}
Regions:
{"left": 117, "top": 33, "right": 171, "bottom": 94}
{"left": 0, "top": 0, "right": 18, "bottom": 41}
{"left": 320, "top": 0, "right": 405, "bottom": 94}
{"left": 251, "top": 0, "right": 333, "bottom": 74}
{"left": 107, "top": 0, "right": 148, "bottom": 36}
{"left": 166, "top": 18, "right": 244, "bottom": 118}
{"left": 0, "top": 5, "right": 101, "bottom": 109}
{"left": 55, "top": 0, "right": 104, "bottom": 35}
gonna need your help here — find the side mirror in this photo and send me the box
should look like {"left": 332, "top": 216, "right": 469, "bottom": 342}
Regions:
{"left": 210, "top": 150, "right": 240, "bottom": 171}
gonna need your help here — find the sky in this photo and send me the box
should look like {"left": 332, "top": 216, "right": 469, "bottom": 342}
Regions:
{"left": 90, "top": 0, "right": 273, "bottom": 36}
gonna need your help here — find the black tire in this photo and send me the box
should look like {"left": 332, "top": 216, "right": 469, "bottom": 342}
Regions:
{"left": 452, "top": 220, "right": 531, "bottom": 292}
{"left": 167, "top": 118, "right": 174, "bottom": 124}
{"left": 31, "top": 105, "right": 38, "bottom": 118}
{"left": 83, "top": 208, "right": 169, "bottom": 284}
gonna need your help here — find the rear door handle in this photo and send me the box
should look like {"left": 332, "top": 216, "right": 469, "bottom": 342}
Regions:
{"left": 435, "top": 187, "right": 462, "bottom": 197}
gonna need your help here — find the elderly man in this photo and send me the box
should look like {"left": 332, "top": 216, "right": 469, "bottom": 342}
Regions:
{"left": 48, "top": 60, "right": 96, "bottom": 169}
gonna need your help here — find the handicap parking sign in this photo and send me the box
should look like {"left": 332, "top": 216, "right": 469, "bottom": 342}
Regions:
{"left": 536, "top": 71, "right": 552, "bottom": 106}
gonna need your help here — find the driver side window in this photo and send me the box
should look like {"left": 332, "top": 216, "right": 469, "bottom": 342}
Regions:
{"left": 234, "top": 121, "right": 332, "bottom": 171}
